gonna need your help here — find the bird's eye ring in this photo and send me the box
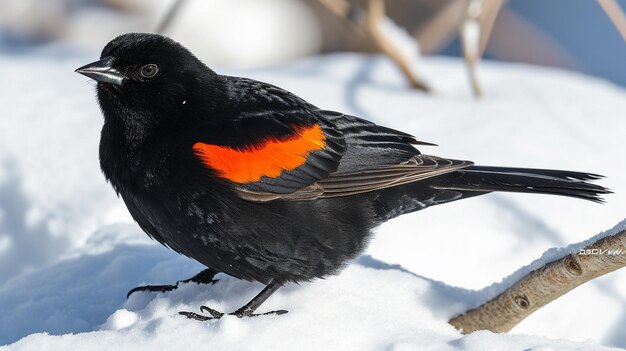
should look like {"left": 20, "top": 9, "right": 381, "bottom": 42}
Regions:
{"left": 140, "top": 64, "right": 159, "bottom": 79}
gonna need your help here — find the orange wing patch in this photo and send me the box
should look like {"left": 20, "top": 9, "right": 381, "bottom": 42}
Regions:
{"left": 193, "top": 124, "right": 326, "bottom": 183}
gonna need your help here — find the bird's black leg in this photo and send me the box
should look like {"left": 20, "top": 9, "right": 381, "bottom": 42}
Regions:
{"left": 127, "top": 268, "right": 220, "bottom": 298}
{"left": 179, "top": 280, "right": 288, "bottom": 321}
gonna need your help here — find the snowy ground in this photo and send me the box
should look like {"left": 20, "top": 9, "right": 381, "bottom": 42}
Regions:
{"left": 0, "top": 49, "right": 625, "bottom": 350}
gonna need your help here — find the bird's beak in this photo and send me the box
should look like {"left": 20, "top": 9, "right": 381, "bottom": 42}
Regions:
{"left": 75, "top": 56, "right": 126, "bottom": 86}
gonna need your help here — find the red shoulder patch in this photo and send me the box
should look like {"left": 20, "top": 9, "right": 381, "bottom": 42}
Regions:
{"left": 193, "top": 124, "right": 326, "bottom": 183}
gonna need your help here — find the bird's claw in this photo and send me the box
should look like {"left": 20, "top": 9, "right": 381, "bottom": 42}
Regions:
{"left": 127, "top": 284, "right": 178, "bottom": 299}
{"left": 178, "top": 311, "right": 213, "bottom": 321}
{"left": 127, "top": 269, "right": 220, "bottom": 299}
{"left": 179, "top": 306, "right": 288, "bottom": 321}
{"left": 200, "top": 305, "right": 226, "bottom": 319}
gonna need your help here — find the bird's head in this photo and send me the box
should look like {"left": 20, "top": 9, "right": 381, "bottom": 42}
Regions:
{"left": 76, "top": 33, "right": 223, "bottom": 141}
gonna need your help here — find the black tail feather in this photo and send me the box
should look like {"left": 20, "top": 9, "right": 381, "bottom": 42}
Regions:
{"left": 430, "top": 166, "right": 612, "bottom": 203}
{"left": 465, "top": 166, "right": 605, "bottom": 181}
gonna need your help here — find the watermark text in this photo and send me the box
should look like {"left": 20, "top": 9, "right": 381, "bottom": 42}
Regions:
{"left": 579, "top": 248, "right": 623, "bottom": 255}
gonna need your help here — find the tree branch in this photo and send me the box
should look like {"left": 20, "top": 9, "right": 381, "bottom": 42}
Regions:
{"left": 449, "top": 227, "right": 626, "bottom": 333}
{"left": 414, "top": 0, "right": 466, "bottom": 55}
{"left": 460, "top": 0, "right": 504, "bottom": 97}
{"left": 318, "top": 0, "right": 430, "bottom": 92}
{"left": 598, "top": 0, "right": 626, "bottom": 42}
{"left": 478, "top": 0, "right": 504, "bottom": 57}
{"left": 364, "top": 0, "right": 430, "bottom": 91}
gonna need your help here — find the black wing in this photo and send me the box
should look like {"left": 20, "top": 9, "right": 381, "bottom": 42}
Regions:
{"left": 191, "top": 108, "right": 346, "bottom": 196}
{"left": 232, "top": 110, "right": 473, "bottom": 202}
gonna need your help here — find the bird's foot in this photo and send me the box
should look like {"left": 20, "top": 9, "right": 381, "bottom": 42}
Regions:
{"left": 127, "top": 283, "right": 180, "bottom": 298}
{"left": 178, "top": 305, "right": 288, "bottom": 321}
{"left": 127, "top": 268, "right": 219, "bottom": 298}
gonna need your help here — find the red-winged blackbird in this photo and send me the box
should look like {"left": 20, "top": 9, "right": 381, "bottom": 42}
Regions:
{"left": 76, "top": 33, "right": 610, "bottom": 320}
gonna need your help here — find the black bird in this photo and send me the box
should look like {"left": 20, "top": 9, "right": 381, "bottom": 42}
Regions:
{"left": 76, "top": 33, "right": 610, "bottom": 320}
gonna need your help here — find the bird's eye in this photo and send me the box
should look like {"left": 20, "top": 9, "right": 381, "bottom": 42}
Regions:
{"left": 139, "top": 64, "right": 159, "bottom": 79}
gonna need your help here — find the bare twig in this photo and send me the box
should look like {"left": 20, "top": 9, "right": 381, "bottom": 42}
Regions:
{"left": 414, "top": 0, "right": 466, "bottom": 54}
{"left": 598, "top": 0, "right": 626, "bottom": 42}
{"left": 478, "top": 0, "right": 504, "bottom": 56}
{"left": 365, "top": 0, "right": 430, "bottom": 91}
{"left": 460, "top": 0, "right": 504, "bottom": 98}
{"left": 318, "top": 0, "right": 430, "bottom": 92}
{"left": 460, "top": 0, "right": 483, "bottom": 97}
{"left": 449, "top": 228, "right": 626, "bottom": 333}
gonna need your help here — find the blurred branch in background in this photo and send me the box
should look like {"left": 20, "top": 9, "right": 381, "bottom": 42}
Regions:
{"left": 414, "top": 0, "right": 466, "bottom": 54}
{"left": 364, "top": 0, "right": 430, "bottom": 91}
{"left": 2, "top": 0, "right": 623, "bottom": 95}
{"left": 153, "top": 0, "right": 600, "bottom": 98}
{"left": 151, "top": 0, "right": 622, "bottom": 98}
{"left": 460, "top": 0, "right": 484, "bottom": 97}
{"left": 598, "top": 0, "right": 626, "bottom": 42}
{"left": 318, "top": 0, "right": 431, "bottom": 92}
{"left": 460, "top": 0, "right": 504, "bottom": 97}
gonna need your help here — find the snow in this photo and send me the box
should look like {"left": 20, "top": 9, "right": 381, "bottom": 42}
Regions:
{"left": 1, "top": 49, "right": 626, "bottom": 350}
